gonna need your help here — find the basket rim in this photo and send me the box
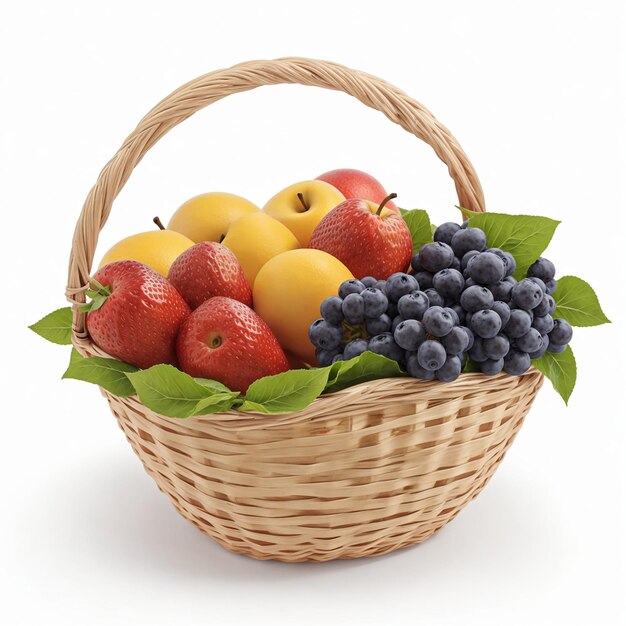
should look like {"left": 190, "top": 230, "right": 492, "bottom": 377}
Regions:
{"left": 87, "top": 331, "right": 542, "bottom": 423}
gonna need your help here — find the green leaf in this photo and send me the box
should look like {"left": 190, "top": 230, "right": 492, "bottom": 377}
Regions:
{"left": 467, "top": 212, "right": 560, "bottom": 279}
{"left": 126, "top": 364, "right": 239, "bottom": 418}
{"left": 552, "top": 276, "right": 611, "bottom": 327}
{"left": 194, "top": 378, "right": 233, "bottom": 393}
{"left": 533, "top": 345, "right": 577, "bottom": 404}
{"left": 62, "top": 348, "right": 138, "bottom": 396}
{"left": 29, "top": 307, "right": 73, "bottom": 345}
{"left": 400, "top": 208, "right": 433, "bottom": 252}
{"left": 456, "top": 205, "right": 483, "bottom": 220}
{"left": 192, "top": 393, "right": 242, "bottom": 416}
{"left": 241, "top": 367, "right": 331, "bottom": 414}
{"left": 324, "top": 352, "right": 405, "bottom": 393}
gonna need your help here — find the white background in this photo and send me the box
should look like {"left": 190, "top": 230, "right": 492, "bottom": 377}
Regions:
{"left": 1, "top": 1, "right": 625, "bottom": 624}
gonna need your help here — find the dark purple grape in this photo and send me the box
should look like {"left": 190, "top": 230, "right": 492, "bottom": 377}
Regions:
{"left": 491, "top": 301, "right": 511, "bottom": 327}
{"left": 487, "top": 248, "right": 516, "bottom": 277}
{"left": 414, "top": 271, "right": 433, "bottom": 290}
{"left": 516, "top": 328, "right": 544, "bottom": 353}
{"left": 470, "top": 309, "right": 502, "bottom": 339}
{"left": 360, "top": 276, "right": 378, "bottom": 288}
{"left": 504, "top": 350, "right": 531, "bottom": 375}
{"left": 309, "top": 319, "right": 342, "bottom": 350}
{"left": 418, "top": 242, "right": 455, "bottom": 273}
{"left": 436, "top": 355, "right": 462, "bottom": 382}
{"left": 461, "top": 250, "right": 480, "bottom": 270}
{"left": 468, "top": 252, "right": 506, "bottom": 285}
{"left": 532, "top": 314, "right": 554, "bottom": 335}
{"left": 548, "top": 341, "right": 567, "bottom": 353}
{"left": 410, "top": 253, "right": 423, "bottom": 273}
{"left": 433, "top": 268, "right": 465, "bottom": 300}
{"left": 341, "top": 293, "right": 365, "bottom": 323}
{"left": 398, "top": 291, "right": 430, "bottom": 320}
{"left": 339, "top": 279, "right": 365, "bottom": 298}
{"left": 440, "top": 326, "right": 470, "bottom": 354}
{"left": 417, "top": 340, "right": 447, "bottom": 371}
{"left": 451, "top": 227, "right": 487, "bottom": 257}
{"left": 529, "top": 334, "right": 550, "bottom": 359}
{"left": 361, "top": 287, "right": 388, "bottom": 318}
{"left": 366, "top": 313, "right": 392, "bottom": 335}
{"left": 434, "top": 222, "right": 462, "bottom": 245}
{"left": 316, "top": 348, "right": 341, "bottom": 366}
{"left": 545, "top": 279, "right": 557, "bottom": 295}
{"left": 483, "top": 333, "right": 510, "bottom": 360}
{"left": 424, "top": 288, "right": 444, "bottom": 307}
{"left": 549, "top": 318, "right": 573, "bottom": 345}
{"left": 504, "top": 309, "right": 533, "bottom": 338}
{"left": 511, "top": 278, "right": 544, "bottom": 310}
{"left": 527, "top": 257, "right": 556, "bottom": 282}
{"left": 343, "top": 339, "right": 369, "bottom": 360}
{"left": 489, "top": 279, "right": 515, "bottom": 302}
{"left": 534, "top": 293, "right": 556, "bottom": 317}
{"left": 423, "top": 306, "right": 455, "bottom": 337}
{"left": 460, "top": 285, "right": 494, "bottom": 313}
{"left": 320, "top": 296, "right": 344, "bottom": 324}
{"left": 368, "top": 333, "right": 404, "bottom": 362}
{"left": 394, "top": 319, "right": 426, "bottom": 351}
{"left": 460, "top": 326, "right": 475, "bottom": 351}
{"left": 385, "top": 273, "right": 419, "bottom": 302}
{"left": 406, "top": 352, "right": 435, "bottom": 380}
{"left": 469, "top": 336, "right": 488, "bottom": 362}
{"left": 528, "top": 277, "right": 547, "bottom": 293}
{"left": 480, "top": 358, "right": 504, "bottom": 375}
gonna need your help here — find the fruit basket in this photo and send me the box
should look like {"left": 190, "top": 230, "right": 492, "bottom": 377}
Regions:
{"left": 66, "top": 57, "right": 547, "bottom": 562}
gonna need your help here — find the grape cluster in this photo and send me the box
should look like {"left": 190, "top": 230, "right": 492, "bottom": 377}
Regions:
{"left": 309, "top": 273, "right": 470, "bottom": 381}
{"left": 309, "top": 221, "right": 573, "bottom": 382}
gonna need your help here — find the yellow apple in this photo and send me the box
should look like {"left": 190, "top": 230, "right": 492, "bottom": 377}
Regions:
{"left": 253, "top": 249, "right": 354, "bottom": 364}
{"left": 168, "top": 192, "right": 259, "bottom": 242}
{"left": 222, "top": 213, "right": 300, "bottom": 287}
{"left": 263, "top": 180, "right": 345, "bottom": 246}
{"left": 98, "top": 228, "right": 194, "bottom": 277}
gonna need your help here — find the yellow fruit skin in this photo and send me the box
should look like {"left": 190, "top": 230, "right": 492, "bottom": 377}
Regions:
{"left": 253, "top": 249, "right": 354, "bottom": 364}
{"left": 98, "top": 230, "right": 195, "bottom": 277}
{"left": 263, "top": 180, "right": 345, "bottom": 246}
{"left": 222, "top": 213, "right": 300, "bottom": 287}
{"left": 168, "top": 192, "right": 260, "bottom": 242}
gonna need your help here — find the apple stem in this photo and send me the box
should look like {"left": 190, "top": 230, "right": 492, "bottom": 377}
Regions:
{"left": 296, "top": 192, "right": 309, "bottom": 212}
{"left": 376, "top": 193, "right": 398, "bottom": 216}
{"left": 218, "top": 234, "right": 225, "bottom": 244}
{"left": 153, "top": 216, "right": 166, "bottom": 230}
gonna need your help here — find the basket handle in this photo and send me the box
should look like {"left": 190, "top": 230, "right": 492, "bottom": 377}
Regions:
{"left": 66, "top": 57, "right": 485, "bottom": 337}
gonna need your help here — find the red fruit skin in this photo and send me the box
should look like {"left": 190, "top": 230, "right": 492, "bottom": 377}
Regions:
{"left": 316, "top": 168, "right": 399, "bottom": 213}
{"left": 168, "top": 242, "right": 252, "bottom": 310}
{"left": 86, "top": 260, "right": 191, "bottom": 369}
{"left": 176, "top": 296, "right": 290, "bottom": 392}
{"left": 309, "top": 198, "right": 413, "bottom": 279}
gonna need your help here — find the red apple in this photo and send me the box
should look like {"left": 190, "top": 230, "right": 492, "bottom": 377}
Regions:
{"left": 316, "top": 168, "right": 399, "bottom": 214}
{"left": 176, "top": 296, "right": 289, "bottom": 392}
{"left": 309, "top": 194, "right": 412, "bottom": 279}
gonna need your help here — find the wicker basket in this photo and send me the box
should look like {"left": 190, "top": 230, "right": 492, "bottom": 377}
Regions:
{"left": 66, "top": 58, "right": 544, "bottom": 562}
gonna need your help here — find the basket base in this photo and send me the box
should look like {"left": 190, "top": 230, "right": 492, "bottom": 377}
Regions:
{"left": 105, "top": 371, "right": 543, "bottom": 563}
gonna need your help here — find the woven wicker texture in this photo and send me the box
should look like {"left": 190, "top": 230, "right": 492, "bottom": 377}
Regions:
{"left": 66, "top": 58, "right": 543, "bottom": 562}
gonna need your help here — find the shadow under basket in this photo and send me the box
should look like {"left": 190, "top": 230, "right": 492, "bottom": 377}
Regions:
{"left": 67, "top": 58, "right": 545, "bottom": 562}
